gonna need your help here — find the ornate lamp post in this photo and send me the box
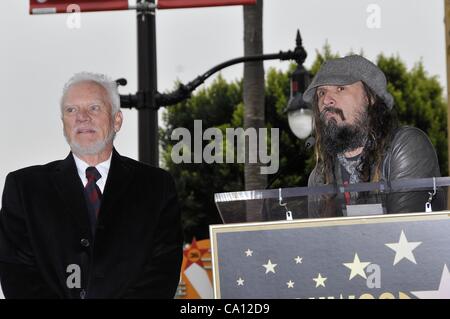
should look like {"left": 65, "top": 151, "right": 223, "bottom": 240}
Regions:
{"left": 118, "top": 30, "right": 312, "bottom": 165}
{"left": 285, "top": 31, "right": 313, "bottom": 140}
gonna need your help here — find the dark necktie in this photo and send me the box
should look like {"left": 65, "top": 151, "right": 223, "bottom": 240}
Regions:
{"left": 84, "top": 167, "right": 102, "bottom": 230}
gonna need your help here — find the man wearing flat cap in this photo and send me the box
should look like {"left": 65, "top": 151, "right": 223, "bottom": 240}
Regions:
{"left": 303, "top": 55, "right": 445, "bottom": 217}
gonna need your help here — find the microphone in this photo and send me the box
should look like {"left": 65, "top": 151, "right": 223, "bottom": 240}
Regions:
{"left": 305, "top": 136, "right": 315, "bottom": 150}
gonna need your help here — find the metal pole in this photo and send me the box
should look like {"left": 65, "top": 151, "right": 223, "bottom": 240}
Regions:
{"left": 444, "top": 0, "right": 450, "bottom": 208}
{"left": 137, "top": 0, "right": 158, "bottom": 166}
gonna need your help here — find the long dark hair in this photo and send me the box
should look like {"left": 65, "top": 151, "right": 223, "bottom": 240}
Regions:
{"left": 313, "top": 82, "right": 399, "bottom": 184}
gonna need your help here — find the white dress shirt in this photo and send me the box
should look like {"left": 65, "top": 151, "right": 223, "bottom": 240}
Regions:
{"left": 73, "top": 152, "right": 112, "bottom": 193}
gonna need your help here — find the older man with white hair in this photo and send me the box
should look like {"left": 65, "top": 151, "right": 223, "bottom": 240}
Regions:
{"left": 0, "top": 72, "right": 183, "bottom": 299}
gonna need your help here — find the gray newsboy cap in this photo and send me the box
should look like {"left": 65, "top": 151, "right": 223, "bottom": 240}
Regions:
{"left": 303, "top": 55, "right": 394, "bottom": 109}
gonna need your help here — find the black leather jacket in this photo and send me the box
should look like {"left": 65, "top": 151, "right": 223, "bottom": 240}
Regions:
{"left": 308, "top": 126, "right": 446, "bottom": 217}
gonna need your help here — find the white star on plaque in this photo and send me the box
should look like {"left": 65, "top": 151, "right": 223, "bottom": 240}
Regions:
{"left": 286, "top": 280, "right": 295, "bottom": 288}
{"left": 385, "top": 230, "right": 422, "bottom": 266}
{"left": 411, "top": 264, "right": 450, "bottom": 299}
{"left": 262, "top": 259, "right": 277, "bottom": 274}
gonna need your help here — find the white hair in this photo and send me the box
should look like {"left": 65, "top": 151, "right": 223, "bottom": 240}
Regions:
{"left": 60, "top": 72, "right": 120, "bottom": 117}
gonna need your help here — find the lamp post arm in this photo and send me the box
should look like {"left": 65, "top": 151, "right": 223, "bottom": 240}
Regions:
{"left": 118, "top": 29, "right": 308, "bottom": 110}
{"left": 154, "top": 49, "right": 303, "bottom": 107}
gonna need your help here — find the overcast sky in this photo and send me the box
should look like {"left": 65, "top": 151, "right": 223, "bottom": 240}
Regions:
{"left": 0, "top": 0, "right": 446, "bottom": 298}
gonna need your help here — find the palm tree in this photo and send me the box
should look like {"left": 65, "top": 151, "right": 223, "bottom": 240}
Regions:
{"left": 243, "top": 0, "right": 266, "bottom": 221}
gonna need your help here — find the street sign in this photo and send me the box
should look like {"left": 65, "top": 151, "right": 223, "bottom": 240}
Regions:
{"left": 157, "top": 0, "right": 256, "bottom": 9}
{"left": 29, "top": 0, "right": 129, "bottom": 14}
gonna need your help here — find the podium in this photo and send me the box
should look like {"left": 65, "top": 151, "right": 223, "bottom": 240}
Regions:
{"left": 210, "top": 177, "right": 450, "bottom": 299}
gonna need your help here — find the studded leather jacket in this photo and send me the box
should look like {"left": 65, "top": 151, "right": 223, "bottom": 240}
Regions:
{"left": 307, "top": 126, "right": 446, "bottom": 218}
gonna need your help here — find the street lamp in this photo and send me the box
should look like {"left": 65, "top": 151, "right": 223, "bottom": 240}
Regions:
{"left": 284, "top": 30, "right": 313, "bottom": 140}
{"left": 118, "top": 29, "right": 312, "bottom": 164}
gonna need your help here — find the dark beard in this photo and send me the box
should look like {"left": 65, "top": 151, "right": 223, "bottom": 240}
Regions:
{"left": 319, "top": 108, "right": 368, "bottom": 155}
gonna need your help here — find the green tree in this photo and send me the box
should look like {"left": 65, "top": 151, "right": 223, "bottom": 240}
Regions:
{"left": 161, "top": 71, "right": 313, "bottom": 241}
{"left": 160, "top": 76, "right": 245, "bottom": 241}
